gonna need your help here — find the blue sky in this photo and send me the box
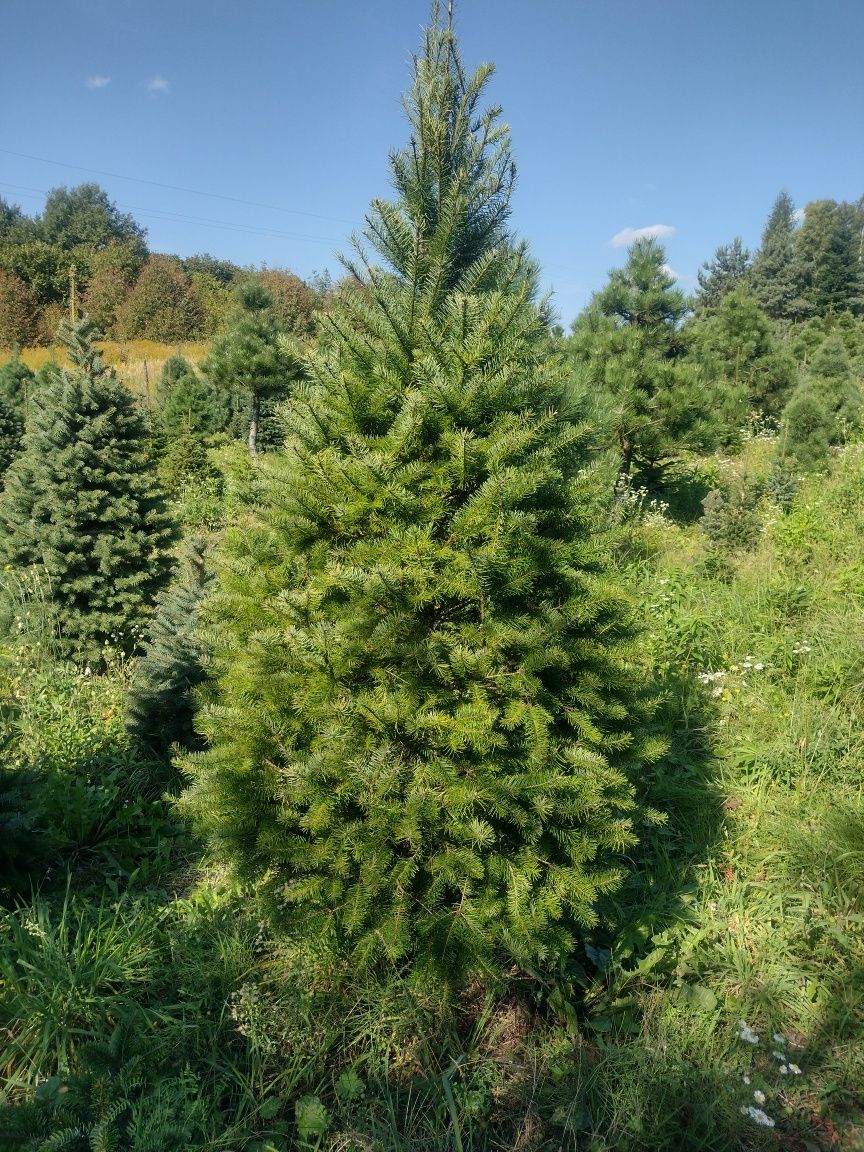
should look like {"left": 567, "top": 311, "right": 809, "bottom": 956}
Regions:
{"left": 2, "top": 0, "right": 863, "bottom": 325}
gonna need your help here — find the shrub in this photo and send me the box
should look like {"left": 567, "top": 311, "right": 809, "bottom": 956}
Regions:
{"left": 0, "top": 268, "right": 41, "bottom": 346}
{"left": 117, "top": 256, "right": 205, "bottom": 342}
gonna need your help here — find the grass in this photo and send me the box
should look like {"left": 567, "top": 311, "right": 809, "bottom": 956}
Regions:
{"left": 0, "top": 435, "right": 862, "bottom": 1149}
{"left": 1, "top": 339, "right": 210, "bottom": 398}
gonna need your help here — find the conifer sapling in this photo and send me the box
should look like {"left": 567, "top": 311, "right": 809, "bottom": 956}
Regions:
{"left": 181, "top": 5, "right": 664, "bottom": 981}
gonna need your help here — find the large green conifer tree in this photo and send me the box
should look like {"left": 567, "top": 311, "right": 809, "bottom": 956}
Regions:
{"left": 181, "top": 7, "right": 662, "bottom": 980}
{"left": 0, "top": 318, "right": 176, "bottom": 660}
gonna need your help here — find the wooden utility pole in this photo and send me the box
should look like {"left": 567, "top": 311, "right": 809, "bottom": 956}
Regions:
{"left": 69, "top": 264, "right": 78, "bottom": 323}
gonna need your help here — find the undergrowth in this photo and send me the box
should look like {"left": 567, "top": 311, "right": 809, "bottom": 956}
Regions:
{"left": 1, "top": 438, "right": 862, "bottom": 1149}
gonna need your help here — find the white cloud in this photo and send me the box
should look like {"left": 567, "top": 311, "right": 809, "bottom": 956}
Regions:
{"left": 85, "top": 75, "right": 111, "bottom": 89}
{"left": 609, "top": 223, "right": 676, "bottom": 248}
{"left": 146, "top": 75, "right": 171, "bottom": 95}
{"left": 661, "top": 263, "right": 678, "bottom": 279}
{"left": 793, "top": 207, "right": 805, "bottom": 224}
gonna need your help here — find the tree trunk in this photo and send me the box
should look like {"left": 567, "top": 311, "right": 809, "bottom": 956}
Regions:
{"left": 248, "top": 392, "right": 260, "bottom": 458}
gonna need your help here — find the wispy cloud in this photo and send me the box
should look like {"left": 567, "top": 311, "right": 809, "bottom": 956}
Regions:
{"left": 793, "top": 207, "right": 805, "bottom": 224}
{"left": 609, "top": 223, "right": 676, "bottom": 248}
{"left": 146, "top": 74, "right": 171, "bottom": 95}
{"left": 85, "top": 75, "right": 111, "bottom": 89}
{"left": 662, "top": 263, "right": 696, "bottom": 284}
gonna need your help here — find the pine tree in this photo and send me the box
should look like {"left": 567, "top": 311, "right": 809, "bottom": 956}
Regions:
{"left": 204, "top": 282, "right": 301, "bottom": 457}
{"left": 750, "top": 191, "right": 807, "bottom": 321}
{"left": 0, "top": 318, "right": 176, "bottom": 661}
{"left": 569, "top": 239, "right": 738, "bottom": 477}
{"left": 180, "top": 6, "right": 663, "bottom": 981}
{"left": 126, "top": 537, "right": 212, "bottom": 759}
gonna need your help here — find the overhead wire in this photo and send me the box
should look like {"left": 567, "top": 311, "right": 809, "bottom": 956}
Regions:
{"left": 0, "top": 146, "right": 357, "bottom": 226}
{"left": 0, "top": 181, "right": 345, "bottom": 247}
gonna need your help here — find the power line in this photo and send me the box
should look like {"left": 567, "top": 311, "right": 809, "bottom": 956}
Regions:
{"left": 0, "top": 146, "right": 358, "bottom": 227}
{"left": 0, "top": 181, "right": 345, "bottom": 247}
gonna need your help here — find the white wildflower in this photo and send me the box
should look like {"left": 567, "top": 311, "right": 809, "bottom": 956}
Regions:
{"left": 779, "top": 1064, "right": 788, "bottom": 1074}
{"left": 753, "top": 1090, "right": 766, "bottom": 1105}
{"left": 787, "top": 1063, "right": 802, "bottom": 1075}
{"left": 738, "top": 1021, "right": 759, "bottom": 1044}
{"left": 772, "top": 1050, "right": 785, "bottom": 1061}
{"left": 740, "top": 1105, "right": 775, "bottom": 1127}
{"left": 772, "top": 1033, "right": 786, "bottom": 1045}
{"left": 755, "top": 662, "right": 764, "bottom": 671}
{"left": 742, "top": 1075, "right": 750, "bottom": 1085}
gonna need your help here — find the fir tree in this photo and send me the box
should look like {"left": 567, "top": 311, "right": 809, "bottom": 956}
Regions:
{"left": 750, "top": 191, "right": 807, "bottom": 321}
{"left": 158, "top": 368, "right": 226, "bottom": 440}
{"left": 0, "top": 318, "right": 176, "bottom": 661}
{"left": 796, "top": 199, "right": 864, "bottom": 317}
{"left": 777, "top": 388, "right": 832, "bottom": 472}
{"left": 804, "top": 333, "right": 863, "bottom": 437}
{"left": 693, "top": 286, "right": 796, "bottom": 419}
{"left": 126, "top": 537, "right": 212, "bottom": 759}
{"left": 0, "top": 350, "right": 34, "bottom": 421}
{"left": 180, "top": 7, "right": 663, "bottom": 980}
{"left": 0, "top": 395, "right": 23, "bottom": 481}
{"left": 695, "top": 237, "right": 751, "bottom": 313}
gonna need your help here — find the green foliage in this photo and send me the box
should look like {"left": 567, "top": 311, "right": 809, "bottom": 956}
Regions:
{"left": 804, "top": 332, "right": 863, "bottom": 435}
{"left": 0, "top": 318, "right": 176, "bottom": 661}
{"left": 81, "top": 240, "right": 146, "bottom": 337}
{"left": 0, "top": 890, "right": 156, "bottom": 1091}
{"left": 182, "top": 9, "right": 662, "bottom": 982}
{"left": 188, "top": 269, "right": 232, "bottom": 336}
{"left": 204, "top": 281, "right": 301, "bottom": 456}
{"left": 0, "top": 350, "right": 34, "bottom": 420}
{"left": 156, "top": 354, "right": 194, "bottom": 404}
{"left": 694, "top": 236, "right": 751, "bottom": 312}
{"left": 158, "top": 369, "right": 227, "bottom": 440}
{"left": 126, "top": 538, "right": 212, "bottom": 758}
{"left": 750, "top": 190, "right": 808, "bottom": 321}
{"left": 39, "top": 184, "right": 147, "bottom": 255}
{"left": 0, "top": 393, "right": 24, "bottom": 479}
{"left": 777, "top": 387, "right": 832, "bottom": 472}
{"left": 795, "top": 198, "right": 864, "bottom": 316}
{"left": 257, "top": 268, "right": 318, "bottom": 337}
{"left": 0, "top": 267, "right": 42, "bottom": 346}
{"left": 700, "top": 481, "right": 764, "bottom": 553}
{"left": 0, "top": 631, "right": 179, "bottom": 894}
{"left": 570, "top": 239, "right": 741, "bottom": 475}
{"left": 116, "top": 256, "right": 205, "bottom": 342}
{"left": 0, "top": 239, "right": 67, "bottom": 307}
{"left": 693, "top": 286, "right": 796, "bottom": 419}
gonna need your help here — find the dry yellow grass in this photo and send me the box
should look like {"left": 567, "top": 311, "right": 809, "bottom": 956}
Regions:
{"left": 1, "top": 340, "right": 210, "bottom": 398}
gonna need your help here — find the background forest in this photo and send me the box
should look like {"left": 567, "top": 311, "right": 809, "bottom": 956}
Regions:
{"left": 1, "top": 7, "right": 863, "bottom": 1150}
